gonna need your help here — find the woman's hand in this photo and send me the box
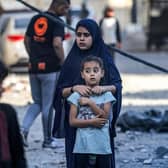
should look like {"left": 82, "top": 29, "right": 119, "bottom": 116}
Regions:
{"left": 92, "top": 85, "right": 116, "bottom": 94}
{"left": 73, "top": 85, "right": 92, "bottom": 96}
{"left": 91, "top": 86, "right": 104, "bottom": 94}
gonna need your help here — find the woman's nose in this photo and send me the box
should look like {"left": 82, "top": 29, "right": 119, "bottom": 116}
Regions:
{"left": 79, "top": 35, "right": 85, "bottom": 40}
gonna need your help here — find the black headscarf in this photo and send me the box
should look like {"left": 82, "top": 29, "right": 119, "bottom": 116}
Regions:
{"left": 53, "top": 19, "right": 122, "bottom": 137}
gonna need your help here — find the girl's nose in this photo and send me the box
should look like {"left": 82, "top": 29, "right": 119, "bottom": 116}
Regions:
{"left": 90, "top": 71, "right": 95, "bottom": 75}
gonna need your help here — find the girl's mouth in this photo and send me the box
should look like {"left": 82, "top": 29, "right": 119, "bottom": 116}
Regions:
{"left": 90, "top": 78, "right": 96, "bottom": 81}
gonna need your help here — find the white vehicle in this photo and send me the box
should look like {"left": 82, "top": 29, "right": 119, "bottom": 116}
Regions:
{"left": 0, "top": 10, "right": 35, "bottom": 67}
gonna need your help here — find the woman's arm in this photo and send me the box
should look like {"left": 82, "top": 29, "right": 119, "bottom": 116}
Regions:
{"left": 62, "top": 87, "right": 74, "bottom": 98}
{"left": 69, "top": 104, "right": 107, "bottom": 128}
{"left": 91, "top": 85, "right": 116, "bottom": 94}
{"left": 62, "top": 85, "right": 92, "bottom": 98}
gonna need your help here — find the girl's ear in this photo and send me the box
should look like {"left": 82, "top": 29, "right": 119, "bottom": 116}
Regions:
{"left": 101, "top": 69, "right": 105, "bottom": 78}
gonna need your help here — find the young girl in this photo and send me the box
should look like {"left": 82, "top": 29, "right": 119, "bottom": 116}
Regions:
{"left": 67, "top": 56, "right": 116, "bottom": 168}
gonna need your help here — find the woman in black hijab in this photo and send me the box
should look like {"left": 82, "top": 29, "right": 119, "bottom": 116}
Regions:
{"left": 53, "top": 19, "right": 122, "bottom": 168}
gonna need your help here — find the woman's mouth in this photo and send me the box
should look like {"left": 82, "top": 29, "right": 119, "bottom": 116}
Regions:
{"left": 79, "top": 43, "right": 86, "bottom": 47}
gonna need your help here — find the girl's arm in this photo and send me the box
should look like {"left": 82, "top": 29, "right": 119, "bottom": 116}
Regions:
{"left": 62, "top": 85, "right": 92, "bottom": 98}
{"left": 69, "top": 104, "right": 107, "bottom": 128}
{"left": 91, "top": 85, "right": 116, "bottom": 94}
{"left": 79, "top": 97, "right": 111, "bottom": 119}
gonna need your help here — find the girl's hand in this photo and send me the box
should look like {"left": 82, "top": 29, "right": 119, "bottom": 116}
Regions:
{"left": 91, "top": 86, "right": 104, "bottom": 95}
{"left": 79, "top": 97, "right": 90, "bottom": 106}
{"left": 73, "top": 85, "right": 92, "bottom": 96}
{"left": 91, "top": 116, "right": 107, "bottom": 128}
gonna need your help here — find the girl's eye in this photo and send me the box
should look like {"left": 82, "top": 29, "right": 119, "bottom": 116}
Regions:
{"left": 85, "top": 69, "right": 90, "bottom": 73}
{"left": 93, "top": 68, "right": 99, "bottom": 73}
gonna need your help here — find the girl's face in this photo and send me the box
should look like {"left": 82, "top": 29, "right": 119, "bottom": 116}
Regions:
{"left": 81, "top": 61, "right": 104, "bottom": 87}
{"left": 76, "top": 26, "right": 93, "bottom": 50}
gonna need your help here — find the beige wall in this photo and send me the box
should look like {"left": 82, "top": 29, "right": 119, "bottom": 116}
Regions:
{"left": 0, "top": 0, "right": 149, "bottom": 30}
{"left": 70, "top": 0, "right": 132, "bottom": 29}
{"left": 71, "top": 0, "right": 149, "bottom": 29}
{"left": 71, "top": 0, "right": 132, "bottom": 17}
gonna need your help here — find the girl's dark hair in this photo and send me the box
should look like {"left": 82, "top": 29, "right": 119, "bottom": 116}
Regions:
{"left": 80, "top": 55, "right": 104, "bottom": 72}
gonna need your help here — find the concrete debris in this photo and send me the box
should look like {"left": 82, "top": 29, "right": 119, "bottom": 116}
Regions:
{"left": 155, "top": 146, "right": 168, "bottom": 159}
{"left": 117, "top": 109, "right": 168, "bottom": 132}
{"left": 143, "top": 157, "right": 153, "bottom": 165}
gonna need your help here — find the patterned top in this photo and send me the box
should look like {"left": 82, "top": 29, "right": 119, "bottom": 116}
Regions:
{"left": 67, "top": 91, "right": 116, "bottom": 154}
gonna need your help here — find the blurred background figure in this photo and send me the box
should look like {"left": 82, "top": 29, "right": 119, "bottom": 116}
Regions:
{"left": 99, "top": 6, "right": 122, "bottom": 62}
{"left": 21, "top": 0, "right": 70, "bottom": 149}
{"left": 80, "top": 2, "right": 89, "bottom": 19}
{"left": 0, "top": 61, "right": 27, "bottom": 168}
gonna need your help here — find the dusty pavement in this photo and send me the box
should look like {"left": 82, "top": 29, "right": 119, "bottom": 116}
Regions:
{"left": 1, "top": 49, "right": 168, "bottom": 168}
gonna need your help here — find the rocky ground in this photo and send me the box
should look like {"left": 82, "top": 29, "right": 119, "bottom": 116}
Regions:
{"left": 1, "top": 36, "right": 168, "bottom": 167}
{"left": 1, "top": 60, "right": 167, "bottom": 168}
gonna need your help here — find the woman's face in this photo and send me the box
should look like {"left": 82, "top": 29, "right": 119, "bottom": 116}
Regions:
{"left": 76, "top": 26, "right": 93, "bottom": 50}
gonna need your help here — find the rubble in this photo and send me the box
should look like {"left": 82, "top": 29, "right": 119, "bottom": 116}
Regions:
{"left": 117, "top": 109, "right": 168, "bottom": 132}
{"left": 0, "top": 50, "right": 167, "bottom": 167}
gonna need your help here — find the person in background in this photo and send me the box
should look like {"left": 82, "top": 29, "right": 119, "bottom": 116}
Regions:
{"left": 80, "top": 2, "right": 89, "bottom": 19}
{"left": 99, "top": 6, "right": 122, "bottom": 62}
{"left": 21, "top": 0, "right": 70, "bottom": 149}
{"left": 53, "top": 19, "right": 122, "bottom": 168}
{"left": 68, "top": 56, "right": 116, "bottom": 168}
{"left": 0, "top": 61, "right": 27, "bottom": 168}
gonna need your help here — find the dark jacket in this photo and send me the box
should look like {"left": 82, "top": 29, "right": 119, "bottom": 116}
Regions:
{"left": 0, "top": 103, "right": 27, "bottom": 168}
